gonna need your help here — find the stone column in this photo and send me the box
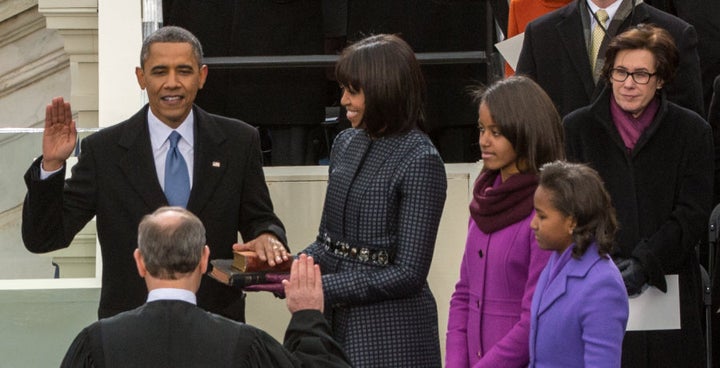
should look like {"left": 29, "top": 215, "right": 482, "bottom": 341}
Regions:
{"left": 38, "top": 0, "right": 98, "bottom": 128}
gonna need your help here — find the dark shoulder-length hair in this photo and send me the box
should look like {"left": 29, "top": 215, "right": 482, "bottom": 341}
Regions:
{"left": 472, "top": 75, "right": 565, "bottom": 173}
{"left": 538, "top": 161, "right": 617, "bottom": 259}
{"left": 602, "top": 23, "right": 679, "bottom": 85}
{"left": 335, "top": 34, "right": 426, "bottom": 137}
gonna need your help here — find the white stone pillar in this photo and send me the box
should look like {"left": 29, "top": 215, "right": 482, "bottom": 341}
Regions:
{"left": 38, "top": 0, "right": 97, "bottom": 128}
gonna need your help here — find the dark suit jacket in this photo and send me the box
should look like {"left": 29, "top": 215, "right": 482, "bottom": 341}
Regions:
{"left": 646, "top": 0, "right": 720, "bottom": 110}
{"left": 22, "top": 105, "right": 286, "bottom": 321}
{"left": 61, "top": 300, "right": 350, "bottom": 368}
{"left": 516, "top": 0, "right": 704, "bottom": 117}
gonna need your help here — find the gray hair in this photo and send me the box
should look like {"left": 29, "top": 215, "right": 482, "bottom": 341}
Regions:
{"left": 137, "top": 206, "right": 206, "bottom": 279}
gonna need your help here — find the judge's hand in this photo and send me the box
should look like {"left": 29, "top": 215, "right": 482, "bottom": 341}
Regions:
{"left": 233, "top": 233, "right": 289, "bottom": 267}
{"left": 42, "top": 97, "right": 77, "bottom": 171}
{"left": 283, "top": 254, "right": 323, "bottom": 313}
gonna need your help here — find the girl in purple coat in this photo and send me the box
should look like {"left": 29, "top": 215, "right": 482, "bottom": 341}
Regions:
{"left": 445, "top": 76, "right": 564, "bottom": 367}
{"left": 529, "top": 161, "right": 628, "bottom": 367}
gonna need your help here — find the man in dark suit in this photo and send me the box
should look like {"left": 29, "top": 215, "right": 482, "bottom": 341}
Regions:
{"left": 22, "top": 26, "right": 290, "bottom": 322}
{"left": 516, "top": 0, "right": 704, "bottom": 117}
{"left": 61, "top": 207, "right": 350, "bottom": 367}
{"left": 645, "top": 0, "right": 720, "bottom": 112}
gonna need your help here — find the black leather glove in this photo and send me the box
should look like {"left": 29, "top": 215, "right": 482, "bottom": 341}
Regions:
{"left": 615, "top": 258, "right": 648, "bottom": 296}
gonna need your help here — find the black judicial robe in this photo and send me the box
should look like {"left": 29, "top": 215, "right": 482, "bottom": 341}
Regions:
{"left": 61, "top": 300, "right": 350, "bottom": 368}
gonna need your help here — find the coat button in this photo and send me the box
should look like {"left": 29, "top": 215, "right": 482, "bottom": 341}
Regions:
{"left": 478, "top": 249, "right": 483, "bottom": 258}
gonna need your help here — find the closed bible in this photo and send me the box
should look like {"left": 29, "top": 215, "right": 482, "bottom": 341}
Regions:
{"left": 208, "top": 251, "right": 292, "bottom": 289}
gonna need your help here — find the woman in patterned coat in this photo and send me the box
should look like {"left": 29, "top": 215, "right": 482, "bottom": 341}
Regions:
{"left": 301, "top": 34, "right": 447, "bottom": 367}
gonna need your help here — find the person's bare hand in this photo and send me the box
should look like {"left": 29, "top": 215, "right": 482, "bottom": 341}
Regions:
{"left": 233, "top": 233, "right": 289, "bottom": 267}
{"left": 283, "top": 254, "right": 323, "bottom": 313}
{"left": 42, "top": 97, "right": 77, "bottom": 171}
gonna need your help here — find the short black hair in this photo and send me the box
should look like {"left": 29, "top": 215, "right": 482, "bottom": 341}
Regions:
{"left": 140, "top": 26, "right": 204, "bottom": 69}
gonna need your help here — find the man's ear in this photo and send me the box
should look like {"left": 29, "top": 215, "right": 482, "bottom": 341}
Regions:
{"left": 134, "top": 249, "right": 147, "bottom": 278}
{"left": 135, "top": 67, "right": 146, "bottom": 90}
{"left": 198, "top": 64, "right": 208, "bottom": 90}
{"left": 199, "top": 245, "right": 210, "bottom": 274}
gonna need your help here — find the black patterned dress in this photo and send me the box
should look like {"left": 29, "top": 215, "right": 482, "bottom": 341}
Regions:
{"left": 303, "top": 128, "right": 447, "bottom": 367}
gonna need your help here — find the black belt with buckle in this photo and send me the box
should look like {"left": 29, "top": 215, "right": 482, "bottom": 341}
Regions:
{"left": 320, "top": 233, "right": 393, "bottom": 265}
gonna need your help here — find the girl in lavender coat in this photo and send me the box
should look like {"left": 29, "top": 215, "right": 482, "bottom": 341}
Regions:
{"left": 445, "top": 76, "right": 564, "bottom": 368}
{"left": 529, "top": 161, "right": 628, "bottom": 367}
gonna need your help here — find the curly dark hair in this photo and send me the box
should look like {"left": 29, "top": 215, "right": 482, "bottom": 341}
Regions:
{"left": 538, "top": 161, "right": 618, "bottom": 258}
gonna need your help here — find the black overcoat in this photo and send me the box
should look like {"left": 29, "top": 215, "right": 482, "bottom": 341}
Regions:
{"left": 564, "top": 88, "right": 713, "bottom": 368}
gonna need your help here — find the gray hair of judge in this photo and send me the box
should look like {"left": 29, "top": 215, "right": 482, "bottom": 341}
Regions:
{"left": 137, "top": 206, "right": 206, "bottom": 280}
{"left": 139, "top": 25, "right": 204, "bottom": 69}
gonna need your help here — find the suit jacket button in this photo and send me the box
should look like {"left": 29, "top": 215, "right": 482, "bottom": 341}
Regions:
{"left": 478, "top": 249, "right": 483, "bottom": 258}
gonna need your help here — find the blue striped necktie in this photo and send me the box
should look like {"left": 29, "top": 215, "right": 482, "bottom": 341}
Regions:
{"left": 164, "top": 131, "right": 190, "bottom": 207}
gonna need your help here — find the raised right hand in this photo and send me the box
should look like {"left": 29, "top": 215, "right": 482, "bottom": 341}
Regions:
{"left": 42, "top": 97, "right": 77, "bottom": 171}
{"left": 283, "top": 254, "right": 324, "bottom": 313}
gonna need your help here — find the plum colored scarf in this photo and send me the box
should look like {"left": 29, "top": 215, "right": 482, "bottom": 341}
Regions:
{"left": 469, "top": 170, "right": 538, "bottom": 234}
{"left": 610, "top": 94, "right": 659, "bottom": 151}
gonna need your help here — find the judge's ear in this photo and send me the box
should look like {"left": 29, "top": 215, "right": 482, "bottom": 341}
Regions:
{"left": 199, "top": 245, "right": 210, "bottom": 274}
{"left": 134, "top": 248, "right": 147, "bottom": 278}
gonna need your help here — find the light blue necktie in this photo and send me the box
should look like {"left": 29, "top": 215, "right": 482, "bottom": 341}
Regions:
{"left": 164, "top": 131, "right": 190, "bottom": 208}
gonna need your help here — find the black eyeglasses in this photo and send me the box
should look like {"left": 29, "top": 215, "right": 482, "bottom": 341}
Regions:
{"left": 609, "top": 68, "right": 657, "bottom": 85}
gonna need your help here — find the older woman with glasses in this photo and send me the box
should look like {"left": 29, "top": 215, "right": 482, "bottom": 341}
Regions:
{"left": 563, "top": 24, "right": 713, "bottom": 368}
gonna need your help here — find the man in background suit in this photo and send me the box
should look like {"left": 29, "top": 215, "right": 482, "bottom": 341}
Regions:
{"left": 516, "top": 0, "right": 704, "bottom": 117}
{"left": 645, "top": 0, "right": 720, "bottom": 112}
{"left": 61, "top": 207, "right": 350, "bottom": 367}
{"left": 22, "top": 26, "right": 290, "bottom": 322}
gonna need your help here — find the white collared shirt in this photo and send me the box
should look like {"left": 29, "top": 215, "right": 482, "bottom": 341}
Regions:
{"left": 40, "top": 109, "right": 196, "bottom": 188}
{"left": 586, "top": 0, "right": 623, "bottom": 30}
{"left": 148, "top": 109, "right": 195, "bottom": 190}
{"left": 147, "top": 288, "right": 197, "bottom": 305}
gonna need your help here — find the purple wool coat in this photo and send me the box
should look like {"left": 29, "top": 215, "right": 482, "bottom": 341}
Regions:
{"left": 529, "top": 243, "right": 628, "bottom": 368}
{"left": 446, "top": 213, "right": 551, "bottom": 367}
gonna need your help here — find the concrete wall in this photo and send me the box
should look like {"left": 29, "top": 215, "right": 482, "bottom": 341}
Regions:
{"left": 0, "top": 163, "right": 480, "bottom": 367}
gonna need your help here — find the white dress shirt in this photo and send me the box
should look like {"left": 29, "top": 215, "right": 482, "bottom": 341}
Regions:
{"left": 41, "top": 109, "right": 196, "bottom": 190}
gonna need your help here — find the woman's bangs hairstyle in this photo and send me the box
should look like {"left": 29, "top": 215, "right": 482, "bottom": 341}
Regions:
{"left": 335, "top": 34, "right": 426, "bottom": 137}
{"left": 539, "top": 161, "right": 617, "bottom": 258}
{"left": 602, "top": 23, "right": 679, "bottom": 85}
{"left": 474, "top": 76, "right": 564, "bottom": 173}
